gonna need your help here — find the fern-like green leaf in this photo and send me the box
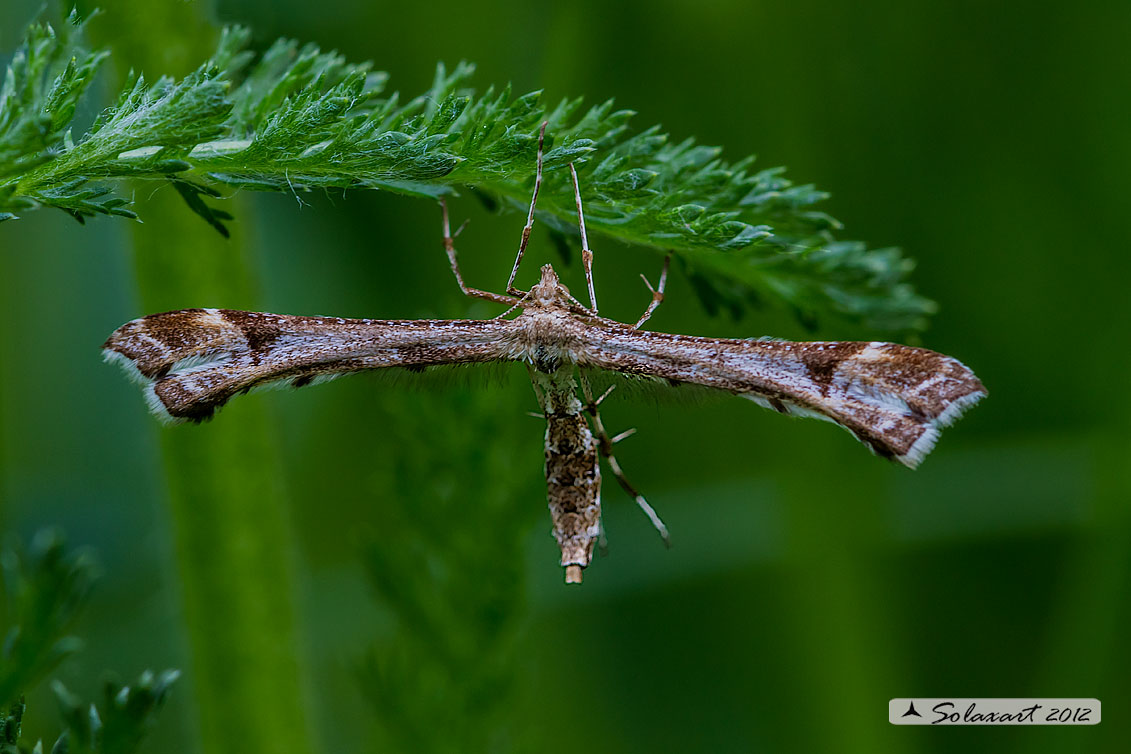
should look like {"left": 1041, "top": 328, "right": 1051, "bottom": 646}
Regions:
{"left": 51, "top": 670, "right": 179, "bottom": 754}
{"left": 0, "top": 531, "right": 97, "bottom": 706}
{"left": 0, "top": 13, "right": 934, "bottom": 331}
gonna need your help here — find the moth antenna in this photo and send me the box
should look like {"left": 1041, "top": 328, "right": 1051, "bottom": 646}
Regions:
{"left": 570, "top": 162, "right": 598, "bottom": 314}
{"left": 507, "top": 121, "right": 548, "bottom": 295}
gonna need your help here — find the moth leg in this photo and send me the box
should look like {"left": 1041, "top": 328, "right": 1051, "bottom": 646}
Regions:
{"left": 633, "top": 253, "right": 671, "bottom": 329}
{"left": 527, "top": 365, "right": 547, "bottom": 411}
{"left": 440, "top": 198, "right": 518, "bottom": 306}
{"left": 609, "top": 427, "right": 638, "bottom": 444}
{"left": 569, "top": 162, "right": 598, "bottom": 314}
{"left": 506, "top": 121, "right": 548, "bottom": 296}
{"left": 580, "top": 377, "right": 671, "bottom": 547}
{"left": 563, "top": 289, "right": 598, "bottom": 317}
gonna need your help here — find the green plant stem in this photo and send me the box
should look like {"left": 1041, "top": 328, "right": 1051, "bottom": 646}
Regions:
{"left": 0, "top": 343, "right": 6, "bottom": 530}
{"left": 128, "top": 180, "right": 314, "bottom": 754}
{"left": 90, "top": 2, "right": 315, "bottom": 753}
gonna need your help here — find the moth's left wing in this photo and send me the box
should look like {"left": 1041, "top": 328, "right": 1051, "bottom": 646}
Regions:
{"left": 104, "top": 308, "right": 519, "bottom": 423}
{"left": 577, "top": 324, "right": 985, "bottom": 468}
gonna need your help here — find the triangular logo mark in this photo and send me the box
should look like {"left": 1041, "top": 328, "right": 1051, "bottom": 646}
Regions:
{"left": 902, "top": 701, "right": 922, "bottom": 718}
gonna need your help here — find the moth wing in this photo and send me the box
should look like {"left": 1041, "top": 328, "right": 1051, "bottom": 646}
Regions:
{"left": 104, "top": 308, "right": 519, "bottom": 423}
{"left": 578, "top": 326, "right": 985, "bottom": 468}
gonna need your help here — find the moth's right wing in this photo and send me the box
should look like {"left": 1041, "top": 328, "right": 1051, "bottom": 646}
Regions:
{"left": 103, "top": 308, "right": 520, "bottom": 423}
{"left": 576, "top": 324, "right": 985, "bottom": 469}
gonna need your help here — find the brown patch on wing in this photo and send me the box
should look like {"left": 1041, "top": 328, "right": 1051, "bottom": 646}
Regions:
{"left": 841, "top": 409, "right": 919, "bottom": 461}
{"left": 134, "top": 309, "right": 209, "bottom": 346}
{"left": 103, "top": 308, "right": 230, "bottom": 379}
{"left": 800, "top": 342, "right": 866, "bottom": 394}
{"left": 838, "top": 343, "right": 987, "bottom": 421}
{"left": 219, "top": 309, "right": 282, "bottom": 353}
{"left": 156, "top": 382, "right": 222, "bottom": 422}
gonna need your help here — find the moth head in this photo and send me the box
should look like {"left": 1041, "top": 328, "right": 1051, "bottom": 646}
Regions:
{"left": 529, "top": 264, "right": 572, "bottom": 307}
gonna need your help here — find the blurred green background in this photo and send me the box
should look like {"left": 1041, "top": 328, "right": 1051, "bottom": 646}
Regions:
{"left": 2, "top": 0, "right": 1128, "bottom": 752}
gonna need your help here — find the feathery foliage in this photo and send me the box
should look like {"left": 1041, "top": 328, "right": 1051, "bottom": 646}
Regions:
{"left": 0, "top": 671, "right": 178, "bottom": 754}
{"left": 0, "top": 12, "right": 933, "bottom": 331}
{"left": 50, "top": 670, "right": 180, "bottom": 754}
{"left": 0, "top": 531, "right": 95, "bottom": 705}
{"left": 355, "top": 388, "right": 535, "bottom": 753}
{"left": 0, "top": 533, "right": 177, "bottom": 754}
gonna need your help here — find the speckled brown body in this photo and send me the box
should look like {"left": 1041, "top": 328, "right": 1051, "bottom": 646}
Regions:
{"left": 532, "top": 368, "right": 601, "bottom": 582}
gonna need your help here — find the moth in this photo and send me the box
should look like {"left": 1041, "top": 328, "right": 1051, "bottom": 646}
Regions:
{"left": 104, "top": 125, "right": 986, "bottom": 583}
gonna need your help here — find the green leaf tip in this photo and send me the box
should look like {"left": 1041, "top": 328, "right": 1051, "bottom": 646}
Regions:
{"left": 48, "top": 669, "right": 178, "bottom": 754}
